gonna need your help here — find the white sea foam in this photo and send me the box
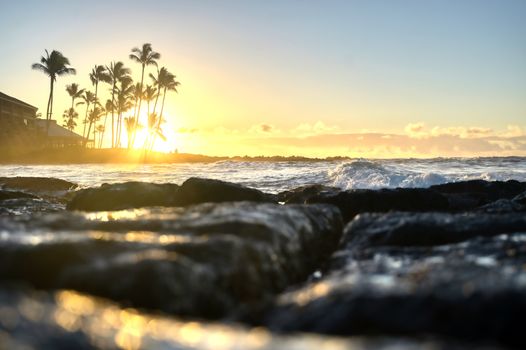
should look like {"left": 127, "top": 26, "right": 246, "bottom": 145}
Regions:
{"left": 0, "top": 157, "right": 525, "bottom": 192}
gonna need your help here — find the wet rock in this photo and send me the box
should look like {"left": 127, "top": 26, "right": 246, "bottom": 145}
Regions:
{"left": 307, "top": 188, "right": 449, "bottom": 222}
{"left": 174, "top": 177, "right": 276, "bottom": 206}
{"left": 0, "top": 198, "right": 65, "bottom": 216}
{"left": 475, "top": 199, "right": 525, "bottom": 213}
{"left": 0, "top": 190, "right": 37, "bottom": 201}
{"left": 67, "top": 182, "right": 179, "bottom": 211}
{"left": 263, "top": 212, "right": 526, "bottom": 349}
{"left": 277, "top": 184, "right": 340, "bottom": 204}
{"left": 430, "top": 180, "right": 526, "bottom": 210}
{"left": 0, "top": 288, "right": 481, "bottom": 350}
{"left": 513, "top": 191, "right": 526, "bottom": 205}
{"left": 0, "top": 202, "right": 342, "bottom": 318}
{"left": 0, "top": 176, "right": 77, "bottom": 192}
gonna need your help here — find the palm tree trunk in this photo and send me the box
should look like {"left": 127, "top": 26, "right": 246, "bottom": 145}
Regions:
{"left": 111, "top": 85, "right": 116, "bottom": 148}
{"left": 131, "top": 64, "right": 145, "bottom": 148}
{"left": 150, "top": 87, "right": 167, "bottom": 151}
{"left": 46, "top": 79, "right": 54, "bottom": 139}
{"left": 100, "top": 112, "right": 109, "bottom": 148}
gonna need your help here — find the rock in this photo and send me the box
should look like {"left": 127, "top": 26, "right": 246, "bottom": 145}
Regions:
{"left": 430, "top": 180, "right": 526, "bottom": 208}
{"left": 0, "top": 198, "right": 64, "bottom": 215}
{"left": 475, "top": 199, "right": 525, "bottom": 213}
{"left": 0, "top": 288, "right": 478, "bottom": 350}
{"left": 307, "top": 188, "right": 449, "bottom": 222}
{"left": 67, "top": 182, "right": 180, "bottom": 211}
{"left": 513, "top": 191, "right": 526, "bottom": 205}
{"left": 277, "top": 184, "right": 340, "bottom": 204}
{"left": 341, "top": 212, "right": 526, "bottom": 250}
{"left": 174, "top": 177, "right": 276, "bottom": 206}
{"left": 0, "top": 189, "right": 38, "bottom": 201}
{"left": 0, "top": 176, "right": 77, "bottom": 192}
{"left": 0, "top": 202, "right": 342, "bottom": 318}
{"left": 67, "top": 178, "right": 276, "bottom": 211}
{"left": 262, "top": 212, "right": 526, "bottom": 349}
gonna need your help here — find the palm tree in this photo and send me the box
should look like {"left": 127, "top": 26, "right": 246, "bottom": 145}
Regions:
{"left": 89, "top": 65, "right": 111, "bottom": 108}
{"left": 65, "top": 83, "right": 85, "bottom": 110}
{"left": 149, "top": 67, "right": 179, "bottom": 151}
{"left": 85, "top": 106, "right": 105, "bottom": 147}
{"left": 31, "top": 50, "right": 76, "bottom": 135}
{"left": 129, "top": 43, "right": 160, "bottom": 145}
{"left": 62, "top": 108, "right": 78, "bottom": 131}
{"left": 77, "top": 91, "right": 97, "bottom": 138}
{"left": 115, "top": 77, "right": 134, "bottom": 147}
{"left": 106, "top": 62, "right": 131, "bottom": 147}
{"left": 96, "top": 125, "right": 105, "bottom": 148}
{"left": 99, "top": 99, "right": 114, "bottom": 148}
{"left": 143, "top": 85, "right": 157, "bottom": 118}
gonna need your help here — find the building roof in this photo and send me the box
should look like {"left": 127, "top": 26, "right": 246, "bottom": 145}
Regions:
{"left": 35, "top": 119, "right": 85, "bottom": 139}
{"left": 0, "top": 91, "right": 38, "bottom": 111}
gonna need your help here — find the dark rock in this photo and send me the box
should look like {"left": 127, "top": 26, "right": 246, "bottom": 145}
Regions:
{"left": 0, "top": 190, "right": 38, "bottom": 201}
{"left": 0, "top": 288, "right": 478, "bottom": 350}
{"left": 174, "top": 177, "right": 276, "bottom": 206}
{"left": 262, "top": 212, "right": 526, "bottom": 349}
{"left": 513, "top": 191, "right": 526, "bottom": 205}
{"left": 0, "top": 176, "right": 77, "bottom": 192}
{"left": 342, "top": 212, "right": 526, "bottom": 250}
{"left": 0, "top": 202, "right": 342, "bottom": 318}
{"left": 277, "top": 184, "right": 340, "bottom": 204}
{"left": 475, "top": 199, "right": 525, "bottom": 213}
{"left": 0, "top": 198, "right": 64, "bottom": 215}
{"left": 307, "top": 188, "right": 449, "bottom": 222}
{"left": 66, "top": 182, "right": 179, "bottom": 211}
{"left": 431, "top": 180, "right": 526, "bottom": 206}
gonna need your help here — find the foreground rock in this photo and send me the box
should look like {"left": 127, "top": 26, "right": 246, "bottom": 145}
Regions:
{"left": 431, "top": 180, "right": 526, "bottom": 211}
{"left": 174, "top": 177, "right": 276, "bottom": 206}
{"left": 67, "top": 178, "right": 275, "bottom": 211}
{"left": 263, "top": 212, "right": 526, "bottom": 349}
{"left": 0, "top": 176, "right": 77, "bottom": 192}
{"left": 67, "top": 182, "right": 180, "bottom": 211}
{"left": 307, "top": 188, "right": 449, "bottom": 222}
{"left": 0, "top": 202, "right": 342, "bottom": 318}
{"left": 0, "top": 189, "right": 37, "bottom": 201}
{"left": 0, "top": 288, "right": 486, "bottom": 350}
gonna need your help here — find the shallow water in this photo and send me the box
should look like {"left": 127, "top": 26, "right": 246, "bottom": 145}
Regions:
{"left": 1, "top": 157, "right": 526, "bottom": 193}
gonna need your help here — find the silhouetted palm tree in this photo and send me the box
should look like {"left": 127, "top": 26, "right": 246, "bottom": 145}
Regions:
{"left": 65, "top": 83, "right": 85, "bottom": 110}
{"left": 143, "top": 85, "right": 157, "bottom": 117}
{"left": 96, "top": 124, "right": 105, "bottom": 148}
{"left": 149, "top": 67, "right": 179, "bottom": 150}
{"left": 129, "top": 43, "right": 160, "bottom": 145}
{"left": 85, "top": 106, "right": 105, "bottom": 147}
{"left": 77, "top": 91, "right": 97, "bottom": 138}
{"left": 115, "top": 77, "right": 134, "bottom": 147}
{"left": 62, "top": 108, "right": 78, "bottom": 131}
{"left": 99, "top": 99, "right": 115, "bottom": 148}
{"left": 31, "top": 50, "right": 76, "bottom": 134}
{"left": 106, "top": 62, "right": 131, "bottom": 148}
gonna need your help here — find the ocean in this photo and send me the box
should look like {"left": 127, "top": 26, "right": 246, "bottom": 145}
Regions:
{"left": 1, "top": 157, "right": 526, "bottom": 192}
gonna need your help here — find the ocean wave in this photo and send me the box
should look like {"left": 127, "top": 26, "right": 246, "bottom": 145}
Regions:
{"left": 328, "top": 160, "right": 449, "bottom": 189}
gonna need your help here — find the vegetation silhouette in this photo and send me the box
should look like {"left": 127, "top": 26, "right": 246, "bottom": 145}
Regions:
{"left": 31, "top": 50, "right": 76, "bottom": 135}
{"left": 32, "top": 44, "right": 180, "bottom": 152}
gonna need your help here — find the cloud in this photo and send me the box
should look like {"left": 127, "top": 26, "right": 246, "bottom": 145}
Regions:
{"left": 249, "top": 123, "right": 278, "bottom": 134}
{"left": 404, "top": 122, "right": 427, "bottom": 139}
{"left": 293, "top": 121, "right": 340, "bottom": 136}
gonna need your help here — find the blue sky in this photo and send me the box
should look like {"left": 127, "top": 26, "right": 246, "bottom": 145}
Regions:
{"left": 1, "top": 0, "right": 525, "bottom": 156}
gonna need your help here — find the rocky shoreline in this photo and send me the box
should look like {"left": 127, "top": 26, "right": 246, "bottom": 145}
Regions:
{"left": 1, "top": 176, "right": 525, "bottom": 349}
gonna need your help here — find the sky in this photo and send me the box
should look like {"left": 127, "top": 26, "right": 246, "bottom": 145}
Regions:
{"left": 1, "top": 0, "right": 525, "bottom": 157}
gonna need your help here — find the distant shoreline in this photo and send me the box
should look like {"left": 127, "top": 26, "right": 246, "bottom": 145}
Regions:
{"left": 0, "top": 147, "right": 350, "bottom": 164}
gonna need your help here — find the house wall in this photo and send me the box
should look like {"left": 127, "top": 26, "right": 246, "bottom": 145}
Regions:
{"left": 0, "top": 97, "right": 38, "bottom": 148}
